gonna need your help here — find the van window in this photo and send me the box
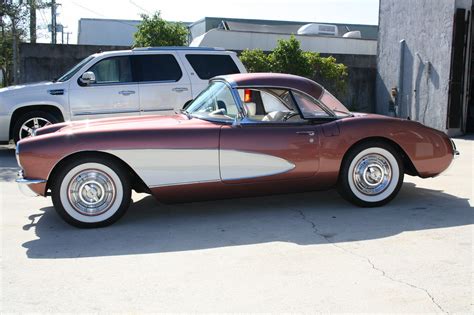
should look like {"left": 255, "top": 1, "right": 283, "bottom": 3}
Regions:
{"left": 134, "top": 54, "right": 182, "bottom": 82}
{"left": 186, "top": 54, "right": 240, "bottom": 80}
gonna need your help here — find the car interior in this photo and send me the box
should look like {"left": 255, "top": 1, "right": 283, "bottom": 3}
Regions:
{"left": 238, "top": 88, "right": 324, "bottom": 123}
{"left": 187, "top": 82, "right": 334, "bottom": 123}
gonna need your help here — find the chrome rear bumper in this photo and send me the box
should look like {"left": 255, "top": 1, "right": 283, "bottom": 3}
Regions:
{"left": 16, "top": 170, "right": 46, "bottom": 197}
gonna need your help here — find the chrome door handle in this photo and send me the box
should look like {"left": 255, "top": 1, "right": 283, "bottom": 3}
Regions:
{"left": 172, "top": 87, "right": 189, "bottom": 93}
{"left": 119, "top": 90, "right": 136, "bottom": 96}
{"left": 296, "top": 131, "right": 315, "bottom": 136}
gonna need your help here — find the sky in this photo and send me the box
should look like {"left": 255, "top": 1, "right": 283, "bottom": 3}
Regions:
{"left": 35, "top": 0, "right": 380, "bottom": 44}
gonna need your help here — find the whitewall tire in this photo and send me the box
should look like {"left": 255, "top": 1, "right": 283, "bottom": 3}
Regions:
{"left": 338, "top": 142, "right": 404, "bottom": 207}
{"left": 51, "top": 157, "right": 131, "bottom": 228}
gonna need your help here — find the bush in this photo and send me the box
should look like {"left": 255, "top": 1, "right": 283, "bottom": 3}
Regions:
{"left": 239, "top": 49, "right": 271, "bottom": 72}
{"left": 134, "top": 11, "right": 188, "bottom": 47}
{"left": 239, "top": 36, "right": 348, "bottom": 97}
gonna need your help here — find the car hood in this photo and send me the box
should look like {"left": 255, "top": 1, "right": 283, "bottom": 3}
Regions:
{"left": 0, "top": 81, "right": 66, "bottom": 96}
{"left": 35, "top": 114, "right": 216, "bottom": 137}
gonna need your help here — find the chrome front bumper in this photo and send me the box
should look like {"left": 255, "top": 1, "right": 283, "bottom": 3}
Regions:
{"left": 450, "top": 139, "right": 460, "bottom": 158}
{"left": 16, "top": 170, "right": 47, "bottom": 197}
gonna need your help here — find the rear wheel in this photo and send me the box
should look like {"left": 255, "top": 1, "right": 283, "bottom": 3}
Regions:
{"left": 13, "top": 110, "right": 59, "bottom": 143}
{"left": 338, "top": 141, "right": 404, "bottom": 207}
{"left": 51, "top": 157, "right": 131, "bottom": 228}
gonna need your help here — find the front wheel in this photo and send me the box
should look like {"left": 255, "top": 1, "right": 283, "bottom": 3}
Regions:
{"left": 51, "top": 157, "right": 131, "bottom": 228}
{"left": 338, "top": 142, "right": 404, "bottom": 207}
{"left": 13, "top": 110, "right": 59, "bottom": 143}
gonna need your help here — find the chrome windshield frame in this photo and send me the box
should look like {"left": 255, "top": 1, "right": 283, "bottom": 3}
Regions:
{"left": 187, "top": 79, "right": 246, "bottom": 124}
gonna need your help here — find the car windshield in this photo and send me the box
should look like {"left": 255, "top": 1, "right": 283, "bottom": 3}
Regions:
{"left": 186, "top": 81, "right": 240, "bottom": 122}
{"left": 56, "top": 56, "right": 94, "bottom": 82}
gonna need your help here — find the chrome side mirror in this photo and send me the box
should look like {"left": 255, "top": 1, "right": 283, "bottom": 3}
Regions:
{"left": 79, "top": 71, "right": 96, "bottom": 85}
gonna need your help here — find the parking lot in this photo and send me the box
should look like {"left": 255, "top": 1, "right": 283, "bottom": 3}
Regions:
{"left": 1, "top": 137, "right": 472, "bottom": 313}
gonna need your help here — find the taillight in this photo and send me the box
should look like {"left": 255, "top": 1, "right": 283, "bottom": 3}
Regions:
{"left": 244, "top": 89, "right": 252, "bottom": 102}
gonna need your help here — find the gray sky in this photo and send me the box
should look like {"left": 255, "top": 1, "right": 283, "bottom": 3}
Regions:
{"left": 36, "top": 0, "right": 380, "bottom": 44}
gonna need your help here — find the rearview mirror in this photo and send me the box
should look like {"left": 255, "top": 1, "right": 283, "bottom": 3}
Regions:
{"left": 79, "top": 71, "right": 96, "bottom": 85}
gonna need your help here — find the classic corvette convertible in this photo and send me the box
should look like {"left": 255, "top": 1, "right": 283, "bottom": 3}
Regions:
{"left": 16, "top": 73, "right": 458, "bottom": 228}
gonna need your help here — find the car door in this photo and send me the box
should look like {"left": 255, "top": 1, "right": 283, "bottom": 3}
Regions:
{"left": 219, "top": 89, "right": 319, "bottom": 183}
{"left": 220, "top": 125, "right": 319, "bottom": 183}
{"left": 68, "top": 55, "right": 140, "bottom": 120}
{"left": 133, "top": 53, "right": 192, "bottom": 115}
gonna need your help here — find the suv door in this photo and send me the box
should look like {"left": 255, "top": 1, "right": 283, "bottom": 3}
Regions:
{"left": 69, "top": 55, "right": 140, "bottom": 120}
{"left": 133, "top": 53, "right": 192, "bottom": 115}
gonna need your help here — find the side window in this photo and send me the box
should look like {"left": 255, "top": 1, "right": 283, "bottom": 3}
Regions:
{"left": 185, "top": 54, "right": 240, "bottom": 80}
{"left": 239, "top": 88, "right": 306, "bottom": 123}
{"left": 292, "top": 91, "right": 331, "bottom": 119}
{"left": 134, "top": 54, "right": 182, "bottom": 82}
{"left": 87, "top": 56, "right": 132, "bottom": 84}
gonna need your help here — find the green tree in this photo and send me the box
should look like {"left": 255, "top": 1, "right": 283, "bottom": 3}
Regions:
{"left": 239, "top": 49, "right": 271, "bottom": 72}
{"left": 269, "top": 36, "right": 313, "bottom": 77}
{"left": 1, "top": 1, "right": 29, "bottom": 86}
{"left": 133, "top": 11, "right": 188, "bottom": 47}
{"left": 239, "top": 35, "right": 348, "bottom": 97}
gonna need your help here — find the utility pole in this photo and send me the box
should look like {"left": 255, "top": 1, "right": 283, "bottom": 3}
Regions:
{"left": 51, "top": 0, "right": 56, "bottom": 44}
{"left": 12, "top": 16, "right": 18, "bottom": 84}
{"left": 65, "top": 31, "right": 71, "bottom": 44}
{"left": 28, "top": 0, "right": 36, "bottom": 43}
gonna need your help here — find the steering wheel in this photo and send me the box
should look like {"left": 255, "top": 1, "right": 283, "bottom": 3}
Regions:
{"left": 283, "top": 112, "right": 299, "bottom": 121}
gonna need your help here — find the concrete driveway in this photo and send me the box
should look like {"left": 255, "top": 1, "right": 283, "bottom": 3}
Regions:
{"left": 1, "top": 137, "right": 472, "bottom": 313}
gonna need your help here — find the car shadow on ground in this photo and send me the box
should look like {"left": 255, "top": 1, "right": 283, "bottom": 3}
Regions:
{"left": 22, "top": 182, "right": 473, "bottom": 259}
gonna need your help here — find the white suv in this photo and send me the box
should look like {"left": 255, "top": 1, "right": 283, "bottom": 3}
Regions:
{"left": 0, "top": 47, "right": 246, "bottom": 143}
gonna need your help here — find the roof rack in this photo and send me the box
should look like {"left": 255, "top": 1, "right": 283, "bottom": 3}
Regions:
{"left": 132, "top": 46, "right": 225, "bottom": 51}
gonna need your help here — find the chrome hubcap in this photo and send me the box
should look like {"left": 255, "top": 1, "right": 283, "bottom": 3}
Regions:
{"left": 353, "top": 154, "right": 392, "bottom": 195}
{"left": 19, "top": 117, "right": 51, "bottom": 139}
{"left": 68, "top": 169, "right": 116, "bottom": 216}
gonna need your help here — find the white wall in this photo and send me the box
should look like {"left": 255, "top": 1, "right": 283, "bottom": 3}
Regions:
{"left": 376, "top": 0, "right": 457, "bottom": 133}
{"left": 190, "top": 29, "right": 377, "bottom": 56}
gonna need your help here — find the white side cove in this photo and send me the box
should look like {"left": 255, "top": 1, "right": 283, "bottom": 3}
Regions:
{"left": 105, "top": 149, "right": 295, "bottom": 187}
{"left": 106, "top": 149, "right": 220, "bottom": 187}
{"left": 220, "top": 150, "right": 295, "bottom": 181}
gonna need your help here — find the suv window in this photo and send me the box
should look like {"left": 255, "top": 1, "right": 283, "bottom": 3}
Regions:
{"left": 87, "top": 56, "right": 133, "bottom": 84}
{"left": 134, "top": 54, "right": 182, "bottom": 82}
{"left": 186, "top": 54, "right": 239, "bottom": 80}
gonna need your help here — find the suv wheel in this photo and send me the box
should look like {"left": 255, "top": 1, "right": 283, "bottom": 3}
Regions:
{"left": 13, "top": 110, "right": 59, "bottom": 143}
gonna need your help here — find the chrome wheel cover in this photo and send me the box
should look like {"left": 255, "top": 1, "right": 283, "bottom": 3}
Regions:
{"left": 67, "top": 169, "right": 116, "bottom": 216}
{"left": 352, "top": 153, "right": 392, "bottom": 196}
{"left": 19, "top": 117, "right": 51, "bottom": 139}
